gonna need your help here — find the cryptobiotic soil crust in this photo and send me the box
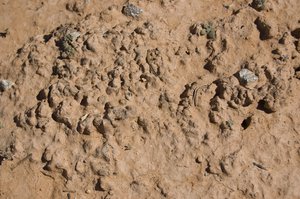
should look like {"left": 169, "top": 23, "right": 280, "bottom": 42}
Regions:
{"left": 0, "top": 0, "right": 300, "bottom": 198}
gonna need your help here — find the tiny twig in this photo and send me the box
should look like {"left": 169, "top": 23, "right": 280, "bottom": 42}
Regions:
{"left": 253, "top": 162, "right": 267, "bottom": 170}
{"left": 63, "top": 190, "right": 76, "bottom": 193}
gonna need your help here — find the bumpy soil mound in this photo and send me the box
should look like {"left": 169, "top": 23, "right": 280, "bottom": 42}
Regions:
{"left": 0, "top": 0, "right": 300, "bottom": 198}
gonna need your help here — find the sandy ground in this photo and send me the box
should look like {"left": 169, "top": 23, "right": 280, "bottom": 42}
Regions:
{"left": 0, "top": 0, "right": 300, "bottom": 198}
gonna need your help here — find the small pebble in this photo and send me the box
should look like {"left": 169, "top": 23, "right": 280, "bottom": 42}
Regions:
{"left": 0, "top": 80, "right": 13, "bottom": 91}
{"left": 85, "top": 189, "right": 91, "bottom": 194}
{"left": 69, "top": 31, "right": 81, "bottom": 42}
{"left": 122, "top": 4, "right": 143, "bottom": 17}
{"left": 238, "top": 69, "right": 258, "bottom": 84}
{"left": 251, "top": 0, "right": 265, "bottom": 11}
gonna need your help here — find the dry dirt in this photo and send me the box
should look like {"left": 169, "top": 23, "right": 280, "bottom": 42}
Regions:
{"left": 0, "top": 0, "right": 300, "bottom": 198}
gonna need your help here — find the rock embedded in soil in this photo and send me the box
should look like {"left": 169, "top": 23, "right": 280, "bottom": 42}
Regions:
{"left": 0, "top": 80, "right": 13, "bottom": 91}
{"left": 190, "top": 23, "right": 206, "bottom": 36}
{"left": 122, "top": 4, "right": 143, "bottom": 17}
{"left": 190, "top": 22, "right": 216, "bottom": 39}
{"left": 57, "top": 28, "right": 80, "bottom": 58}
{"left": 250, "top": 0, "right": 266, "bottom": 11}
{"left": 203, "top": 23, "right": 216, "bottom": 40}
{"left": 66, "top": 1, "right": 88, "bottom": 14}
{"left": 1, "top": 1, "right": 300, "bottom": 198}
{"left": 238, "top": 69, "right": 258, "bottom": 84}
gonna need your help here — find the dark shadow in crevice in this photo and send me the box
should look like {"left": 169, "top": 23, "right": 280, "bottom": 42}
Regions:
{"left": 43, "top": 33, "right": 52, "bottom": 43}
{"left": 0, "top": 156, "right": 4, "bottom": 166}
{"left": 241, "top": 116, "right": 252, "bottom": 130}
{"left": 256, "top": 100, "right": 273, "bottom": 114}
{"left": 95, "top": 179, "right": 105, "bottom": 192}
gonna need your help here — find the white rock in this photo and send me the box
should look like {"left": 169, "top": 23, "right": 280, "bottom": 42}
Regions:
{"left": 69, "top": 31, "right": 80, "bottom": 42}
{"left": 238, "top": 69, "right": 258, "bottom": 84}
{"left": 0, "top": 80, "right": 13, "bottom": 91}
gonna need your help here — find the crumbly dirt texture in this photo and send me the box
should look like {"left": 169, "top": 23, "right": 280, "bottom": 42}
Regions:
{"left": 1, "top": 0, "right": 300, "bottom": 198}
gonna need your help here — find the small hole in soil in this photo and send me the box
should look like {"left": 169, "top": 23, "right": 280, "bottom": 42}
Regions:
{"left": 204, "top": 60, "right": 215, "bottom": 72}
{"left": 241, "top": 116, "right": 252, "bottom": 130}
{"left": 16, "top": 48, "right": 23, "bottom": 54}
{"left": 62, "top": 169, "right": 69, "bottom": 180}
{"left": 36, "top": 89, "right": 47, "bottom": 101}
{"left": 95, "top": 179, "right": 105, "bottom": 192}
{"left": 195, "top": 157, "right": 201, "bottom": 164}
{"left": 43, "top": 33, "right": 52, "bottom": 43}
{"left": 80, "top": 96, "right": 88, "bottom": 106}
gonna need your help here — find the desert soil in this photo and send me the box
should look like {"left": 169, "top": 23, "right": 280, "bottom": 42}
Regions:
{"left": 0, "top": 0, "right": 300, "bottom": 198}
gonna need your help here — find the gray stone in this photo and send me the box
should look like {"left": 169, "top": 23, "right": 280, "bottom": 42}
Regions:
{"left": 68, "top": 31, "right": 80, "bottom": 42}
{"left": 0, "top": 80, "right": 13, "bottom": 91}
{"left": 122, "top": 4, "right": 143, "bottom": 17}
{"left": 251, "top": 0, "right": 265, "bottom": 11}
{"left": 238, "top": 69, "right": 258, "bottom": 84}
